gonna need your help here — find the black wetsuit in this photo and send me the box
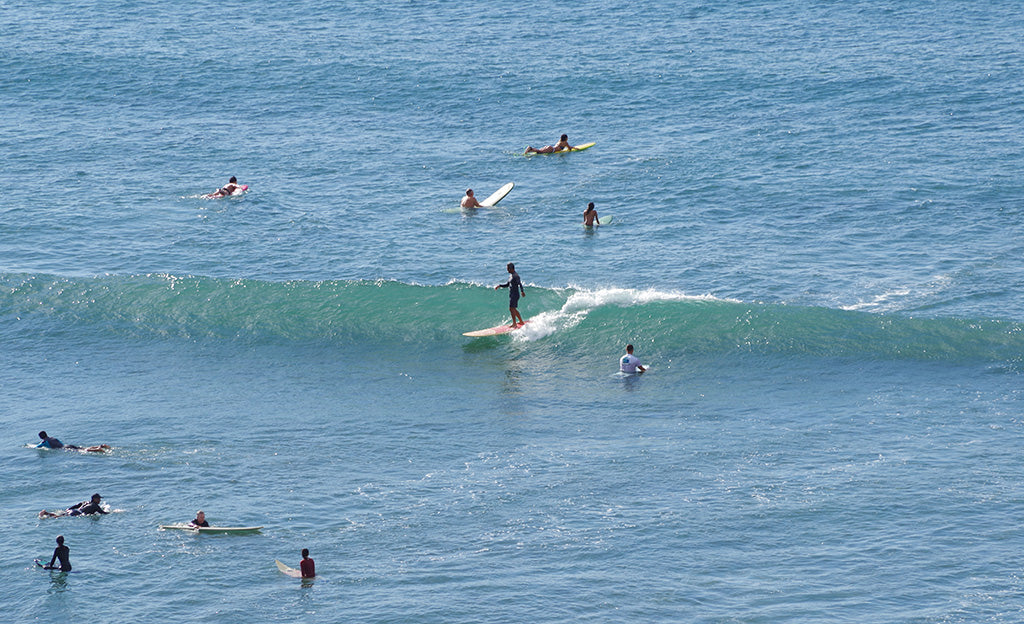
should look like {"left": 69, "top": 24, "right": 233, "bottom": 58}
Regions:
{"left": 190, "top": 518, "right": 209, "bottom": 527}
{"left": 48, "top": 545, "right": 71, "bottom": 572}
{"left": 67, "top": 500, "right": 106, "bottom": 516}
{"left": 498, "top": 272, "right": 524, "bottom": 307}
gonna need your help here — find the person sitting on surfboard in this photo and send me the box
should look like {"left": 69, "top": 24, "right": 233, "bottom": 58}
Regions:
{"left": 39, "top": 493, "right": 108, "bottom": 518}
{"left": 495, "top": 262, "right": 526, "bottom": 327}
{"left": 43, "top": 535, "right": 72, "bottom": 572}
{"left": 583, "top": 202, "right": 601, "bottom": 227}
{"left": 461, "top": 189, "right": 484, "bottom": 209}
{"left": 300, "top": 549, "right": 316, "bottom": 578}
{"left": 189, "top": 510, "right": 210, "bottom": 527}
{"left": 35, "top": 430, "right": 110, "bottom": 453}
{"left": 620, "top": 344, "right": 646, "bottom": 374}
{"left": 525, "top": 134, "right": 574, "bottom": 154}
{"left": 206, "top": 176, "right": 243, "bottom": 198}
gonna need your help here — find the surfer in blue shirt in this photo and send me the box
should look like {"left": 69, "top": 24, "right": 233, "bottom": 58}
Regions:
{"left": 525, "top": 134, "right": 574, "bottom": 154}
{"left": 619, "top": 344, "right": 646, "bottom": 374}
{"left": 495, "top": 263, "right": 526, "bottom": 327}
{"left": 36, "top": 431, "right": 68, "bottom": 449}
{"left": 35, "top": 430, "right": 110, "bottom": 453}
{"left": 42, "top": 535, "right": 72, "bottom": 572}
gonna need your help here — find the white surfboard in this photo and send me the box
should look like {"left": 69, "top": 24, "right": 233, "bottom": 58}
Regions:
{"left": 584, "top": 215, "right": 613, "bottom": 227}
{"left": 479, "top": 182, "right": 514, "bottom": 207}
{"left": 276, "top": 559, "right": 303, "bottom": 578}
{"left": 159, "top": 524, "right": 263, "bottom": 533}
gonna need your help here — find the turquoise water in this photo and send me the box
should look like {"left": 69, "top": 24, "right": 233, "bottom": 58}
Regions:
{"left": 3, "top": 1, "right": 1024, "bottom": 622}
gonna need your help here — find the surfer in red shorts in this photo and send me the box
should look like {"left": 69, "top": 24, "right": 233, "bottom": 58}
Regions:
{"left": 300, "top": 549, "right": 315, "bottom": 578}
{"left": 525, "top": 134, "right": 574, "bottom": 154}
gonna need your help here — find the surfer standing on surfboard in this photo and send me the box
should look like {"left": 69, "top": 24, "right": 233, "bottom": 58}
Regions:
{"left": 525, "top": 134, "right": 574, "bottom": 154}
{"left": 461, "top": 189, "right": 483, "bottom": 209}
{"left": 495, "top": 263, "right": 526, "bottom": 327}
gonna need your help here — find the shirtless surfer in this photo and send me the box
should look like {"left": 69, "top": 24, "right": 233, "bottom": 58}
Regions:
{"left": 204, "top": 176, "right": 244, "bottom": 198}
{"left": 583, "top": 202, "right": 600, "bottom": 227}
{"left": 525, "top": 134, "right": 574, "bottom": 154}
{"left": 461, "top": 189, "right": 484, "bottom": 209}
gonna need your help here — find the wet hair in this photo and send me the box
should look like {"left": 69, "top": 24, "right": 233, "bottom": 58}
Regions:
{"left": 229, "top": 176, "right": 237, "bottom": 183}
{"left": 587, "top": 202, "right": 595, "bottom": 210}
{"left": 39, "top": 431, "right": 48, "bottom": 439}
{"left": 507, "top": 262, "right": 515, "bottom": 271}
{"left": 91, "top": 493, "right": 102, "bottom": 501}
{"left": 560, "top": 134, "right": 568, "bottom": 141}
{"left": 466, "top": 189, "right": 473, "bottom": 195}
{"left": 56, "top": 535, "right": 65, "bottom": 545}
{"left": 302, "top": 548, "right": 309, "bottom": 558}
{"left": 626, "top": 344, "right": 634, "bottom": 353}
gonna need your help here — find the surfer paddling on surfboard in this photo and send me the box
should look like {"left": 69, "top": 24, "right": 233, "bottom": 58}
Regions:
{"left": 35, "top": 431, "right": 110, "bottom": 453}
{"left": 203, "top": 176, "right": 246, "bottom": 198}
{"left": 39, "top": 493, "right": 108, "bottom": 518}
{"left": 461, "top": 189, "right": 484, "bottom": 209}
{"left": 495, "top": 262, "right": 526, "bottom": 328}
{"left": 525, "top": 134, "right": 574, "bottom": 154}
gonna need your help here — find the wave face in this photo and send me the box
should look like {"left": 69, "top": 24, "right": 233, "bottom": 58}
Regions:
{"left": 2, "top": 272, "right": 1021, "bottom": 364}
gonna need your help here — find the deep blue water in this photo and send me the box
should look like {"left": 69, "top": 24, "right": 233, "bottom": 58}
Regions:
{"left": 2, "top": 1, "right": 1024, "bottom": 622}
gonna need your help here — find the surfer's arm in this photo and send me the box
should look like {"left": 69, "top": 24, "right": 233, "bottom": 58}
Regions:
{"left": 496, "top": 281, "right": 509, "bottom": 289}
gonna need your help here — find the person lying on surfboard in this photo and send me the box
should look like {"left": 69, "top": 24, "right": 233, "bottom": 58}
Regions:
{"left": 583, "top": 202, "right": 601, "bottom": 227}
{"left": 495, "top": 262, "right": 526, "bottom": 327}
{"left": 525, "top": 134, "right": 574, "bottom": 154}
{"left": 35, "top": 431, "right": 110, "bottom": 453}
{"left": 39, "top": 493, "right": 108, "bottom": 518}
{"left": 461, "top": 189, "right": 484, "bottom": 209}
{"left": 189, "top": 510, "right": 210, "bottom": 527}
{"left": 204, "top": 176, "right": 244, "bottom": 198}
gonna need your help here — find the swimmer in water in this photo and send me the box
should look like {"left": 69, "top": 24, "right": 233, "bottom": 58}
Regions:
{"left": 461, "top": 189, "right": 484, "bottom": 209}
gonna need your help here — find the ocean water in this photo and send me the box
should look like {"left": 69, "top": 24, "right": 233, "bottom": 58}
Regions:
{"left": 2, "top": 0, "right": 1024, "bottom": 622}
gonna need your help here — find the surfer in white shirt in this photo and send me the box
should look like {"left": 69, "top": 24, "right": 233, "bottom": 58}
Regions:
{"left": 461, "top": 189, "right": 484, "bottom": 208}
{"left": 619, "top": 344, "right": 646, "bottom": 374}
